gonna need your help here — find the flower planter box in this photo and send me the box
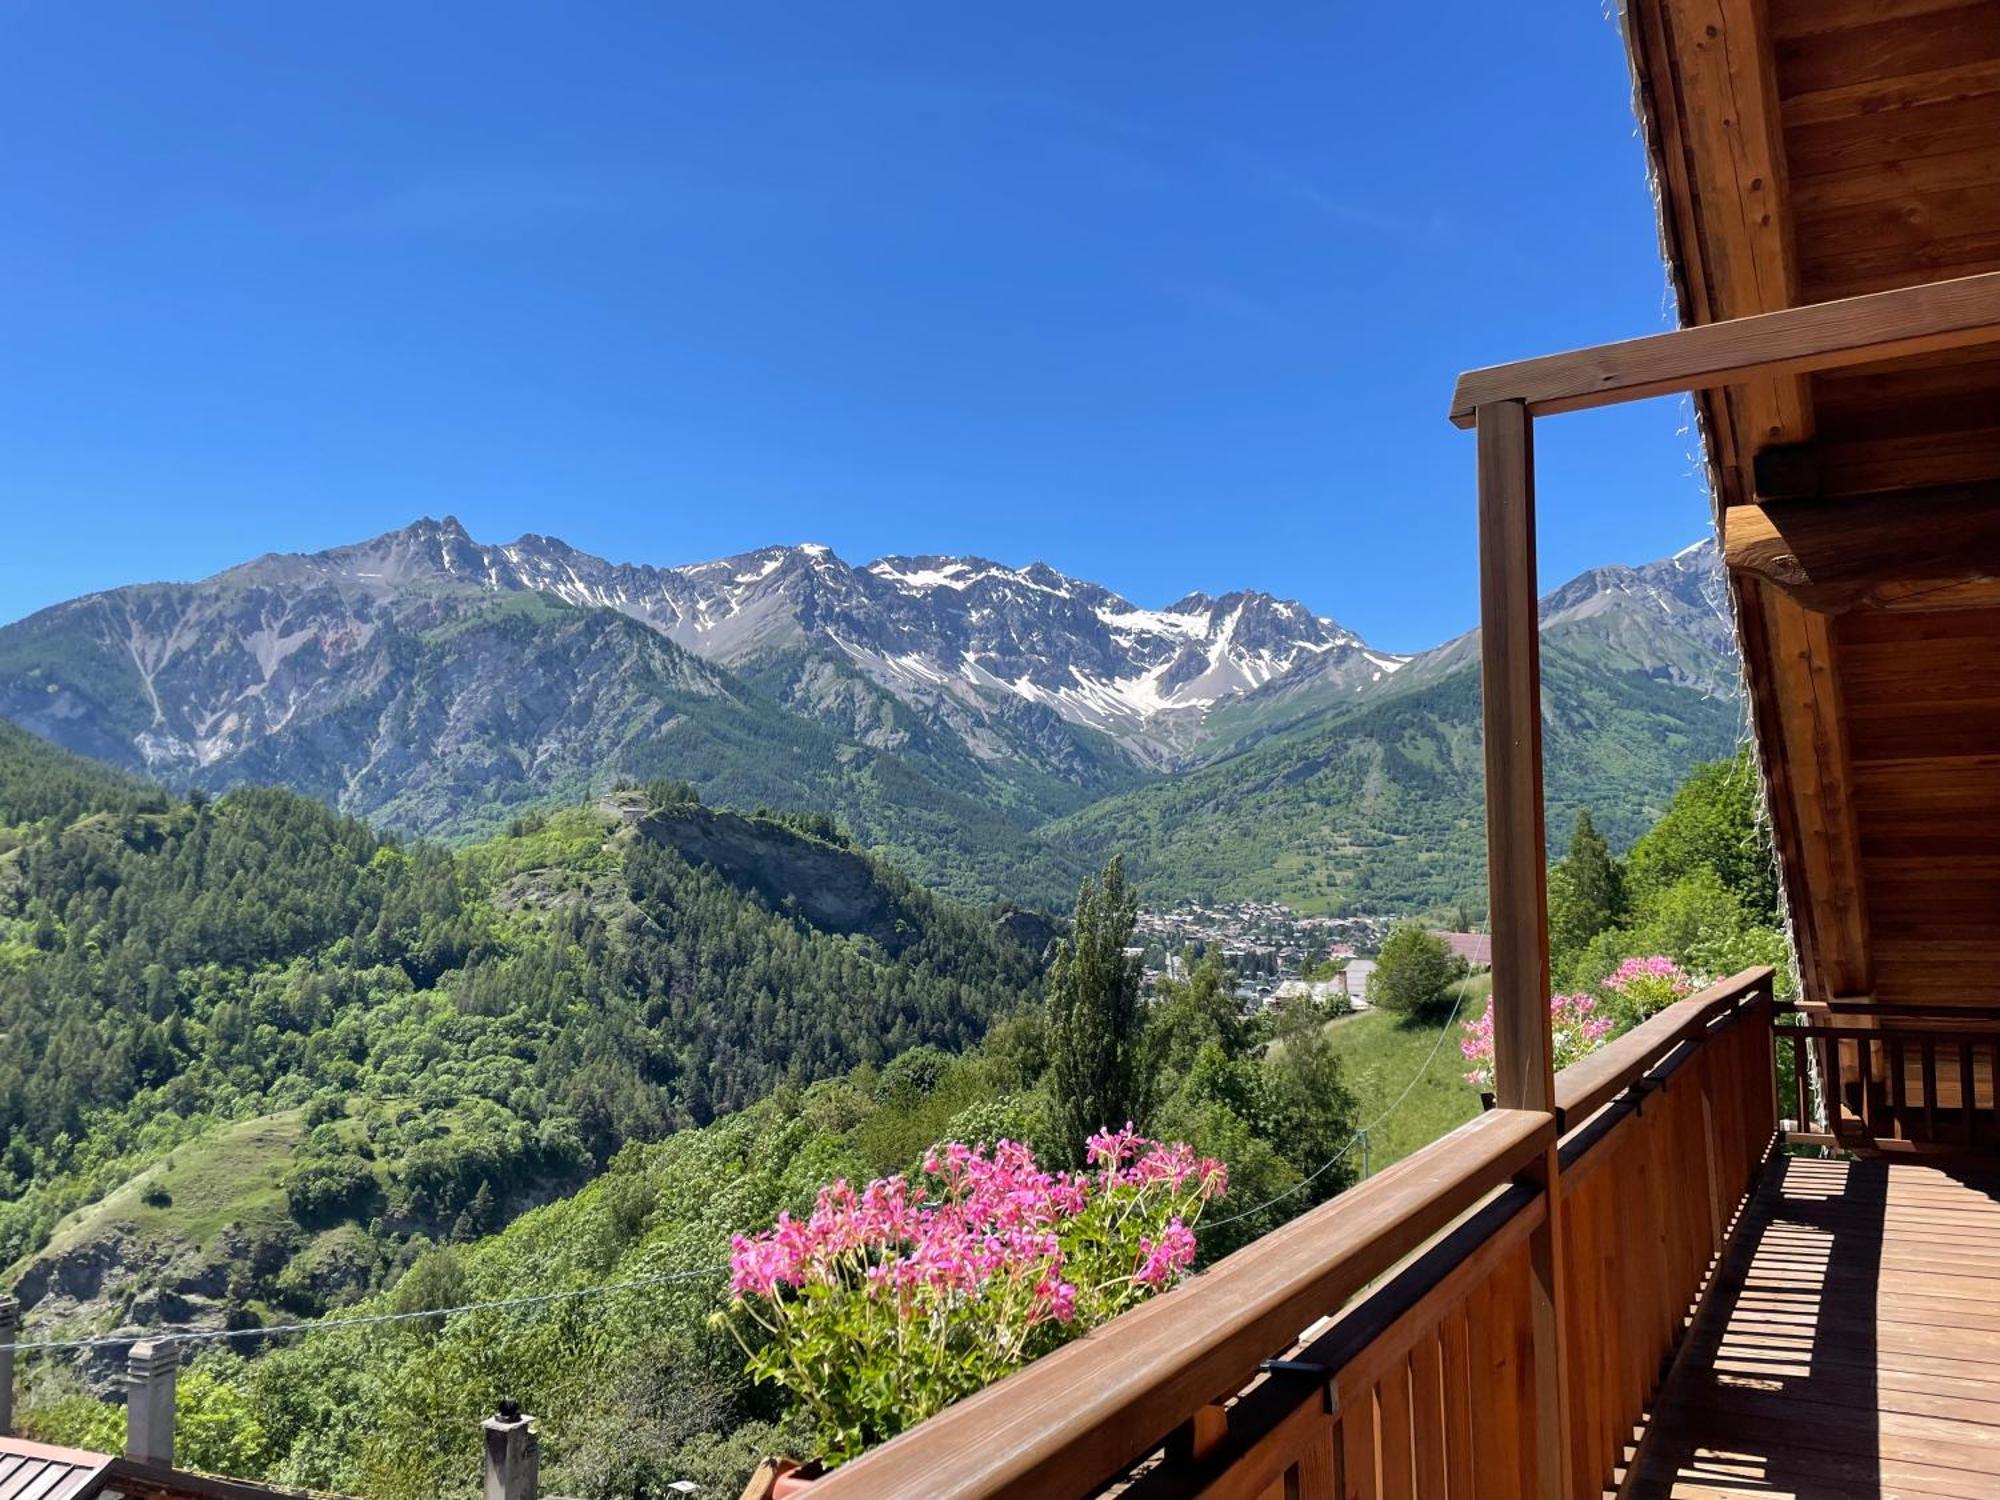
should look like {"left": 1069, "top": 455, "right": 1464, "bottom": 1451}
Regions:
{"left": 737, "top": 1458, "right": 820, "bottom": 1499}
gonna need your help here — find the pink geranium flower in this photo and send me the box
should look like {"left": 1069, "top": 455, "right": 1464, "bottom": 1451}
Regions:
{"left": 725, "top": 1132, "right": 1226, "bottom": 1464}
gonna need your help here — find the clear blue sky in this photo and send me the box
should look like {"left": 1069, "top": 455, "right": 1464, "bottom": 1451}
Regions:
{"left": 0, "top": 2, "right": 1712, "bottom": 654}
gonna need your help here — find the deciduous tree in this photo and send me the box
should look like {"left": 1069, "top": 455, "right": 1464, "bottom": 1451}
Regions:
{"left": 1046, "top": 855, "right": 1147, "bottom": 1162}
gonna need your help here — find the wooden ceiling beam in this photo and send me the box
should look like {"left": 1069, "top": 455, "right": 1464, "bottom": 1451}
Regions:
{"left": 1660, "top": 0, "right": 1811, "bottom": 454}
{"left": 1726, "top": 480, "right": 2000, "bottom": 610}
{"left": 1447, "top": 266, "right": 2000, "bottom": 428}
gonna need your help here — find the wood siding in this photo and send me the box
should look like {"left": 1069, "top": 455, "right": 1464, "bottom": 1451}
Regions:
{"left": 1627, "top": 0, "right": 2000, "bottom": 1015}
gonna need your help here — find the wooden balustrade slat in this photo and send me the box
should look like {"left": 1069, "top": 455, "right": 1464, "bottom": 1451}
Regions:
{"left": 1410, "top": 1333, "right": 1446, "bottom": 1500}
{"left": 1924, "top": 1041, "right": 1940, "bottom": 1141}
{"left": 1964, "top": 1043, "right": 1978, "bottom": 1146}
{"left": 1376, "top": 1356, "right": 1414, "bottom": 1500}
{"left": 1340, "top": 1384, "right": 1377, "bottom": 1500}
{"left": 1791, "top": 1031, "right": 1808, "bottom": 1129}
{"left": 1442, "top": 1308, "right": 1474, "bottom": 1499}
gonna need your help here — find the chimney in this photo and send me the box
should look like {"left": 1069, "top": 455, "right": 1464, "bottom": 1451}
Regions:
{"left": 125, "top": 1340, "right": 178, "bottom": 1466}
{"left": 0, "top": 1295, "right": 17, "bottom": 1437}
{"left": 483, "top": 1398, "right": 538, "bottom": 1500}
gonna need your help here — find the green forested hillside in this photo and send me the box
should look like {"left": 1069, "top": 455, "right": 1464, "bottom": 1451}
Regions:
{"left": 0, "top": 748, "right": 1043, "bottom": 1322}
{"left": 1049, "top": 645, "right": 1742, "bottom": 916}
{"left": 17, "top": 939, "right": 1363, "bottom": 1499}
{"left": 0, "top": 718, "right": 166, "bottom": 830}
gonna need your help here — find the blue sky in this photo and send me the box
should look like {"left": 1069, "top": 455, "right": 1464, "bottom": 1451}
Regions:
{"left": 0, "top": 2, "right": 1711, "bottom": 653}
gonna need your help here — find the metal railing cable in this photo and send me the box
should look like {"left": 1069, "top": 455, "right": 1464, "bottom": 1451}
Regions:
{"left": 1200, "top": 986, "right": 1470, "bottom": 1232}
{"left": 0, "top": 1260, "right": 731, "bottom": 1356}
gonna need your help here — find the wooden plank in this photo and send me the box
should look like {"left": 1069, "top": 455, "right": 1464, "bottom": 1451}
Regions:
{"left": 1768, "top": 0, "right": 1998, "bottom": 43}
{"left": 1773, "top": 0, "right": 2000, "bottom": 97}
{"left": 1477, "top": 399, "right": 1551, "bottom": 1116}
{"left": 810, "top": 1108, "right": 1553, "bottom": 1500}
{"left": 1474, "top": 398, "right": 1569, "bottom": 1500}
{"left": 1780, "top": 54, "right": 2000, "bottom": 130}
{"left": 1724, "top": 482, "right": 2000, "bottom": 611}
{"left": 1792, "top": 140, "right": 2000, "bottom": 217}
{"left": 1446, "top": 268, "right": 2000, "bottom": 426}
{"left": 1757, "top": 587, "right": 1871, "bottom": 999}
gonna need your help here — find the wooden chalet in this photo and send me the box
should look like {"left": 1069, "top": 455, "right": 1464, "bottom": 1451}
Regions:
{"left": 806, "top": 2, "right": 2000, "bottom": 1497}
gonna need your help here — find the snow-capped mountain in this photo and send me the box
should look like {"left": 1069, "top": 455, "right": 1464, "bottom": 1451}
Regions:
{"left": 0, "top": 519, "right": 1735, "bottom": 900}
{"left": 260, "top": 518, "right": 1408, "bottom": 768}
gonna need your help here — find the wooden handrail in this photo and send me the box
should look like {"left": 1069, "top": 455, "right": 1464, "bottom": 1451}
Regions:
{"left": 1779, "top": 1000, "right": 2000, "bottom": 1019}
{"left": 1553, "top": 967, "right": 1774, "bottom": 1129}
{"left": 808, "top": 1106, "right": 1555, "bottom": 1500}
{"left": 1447, "top": 268, "right": 2000, "bottom": 427}
{"left": 1786, "top": 1022, "right": 2000, "bottom": 1041}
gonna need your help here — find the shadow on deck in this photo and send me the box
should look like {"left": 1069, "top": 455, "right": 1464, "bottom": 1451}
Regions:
{"left": 1632, "top": 1155, "right": 2000, "bottom": 1499}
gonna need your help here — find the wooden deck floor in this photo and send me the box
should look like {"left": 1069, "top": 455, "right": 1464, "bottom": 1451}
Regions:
{"left": 1631, "top": 1154, "right": 2000, "bottom": 1499}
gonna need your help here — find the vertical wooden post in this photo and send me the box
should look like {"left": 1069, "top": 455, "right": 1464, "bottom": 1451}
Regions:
{"left": 1476, "top": 399, "right": 1571, "bottom": 1500}
{"left": 1478, "top": 398, "right": 1552, "bottom": 1115}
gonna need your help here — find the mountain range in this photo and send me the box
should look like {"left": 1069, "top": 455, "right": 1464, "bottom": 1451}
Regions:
{"left": 0, "top": 519, "right": 1740, "bottom": 912}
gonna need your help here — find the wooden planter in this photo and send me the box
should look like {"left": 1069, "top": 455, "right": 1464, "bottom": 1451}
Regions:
{"left": 738, "top": 1457, "right": 821, "bottom": 1499}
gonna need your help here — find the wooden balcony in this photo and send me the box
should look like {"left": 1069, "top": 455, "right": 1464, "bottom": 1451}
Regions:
{"left": 809, "top": 266, "right": 2000, "bottom": 1500}
{"left": 815, "top": 967, "right": 1780, "bottom": 1499}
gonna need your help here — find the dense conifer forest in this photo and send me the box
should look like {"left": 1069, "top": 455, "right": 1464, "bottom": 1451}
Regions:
{"left": 0, "top": 722, "right": 1041, "bottom": 1288}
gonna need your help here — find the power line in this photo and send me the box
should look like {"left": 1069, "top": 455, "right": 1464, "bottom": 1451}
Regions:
{"left": 1201, "top": 985, "right": 1470, "bottom": 1232}
{"left": 1, "top": 1261, "right": 730, "bottom": 1356}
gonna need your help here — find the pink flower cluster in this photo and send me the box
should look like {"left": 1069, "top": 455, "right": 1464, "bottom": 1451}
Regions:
{"left": 1549, "top": 991, "right": 1617, "bottom": 1068}
{"left": 1602, "top": 955, "right": 1696, "bottom": 997}
{"left": 1085, "top": 1124, "right": 1228, "bottom": 1198}
{"left": 729, "top": 1134, "right": 1225, "bottom": 1319}
{"left": 1460, "top": 992, "right": 1616, "bottom": 1090}
{"left": 1459, "top": 1001, "right": 1496, "bottom": 1090}
{"left": 1135, "top": 1221, "right": 1198, "bottom": 1288}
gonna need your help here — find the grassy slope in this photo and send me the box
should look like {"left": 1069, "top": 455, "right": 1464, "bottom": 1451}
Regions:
{"left": 1323, "top": 1007, "right": 1483, "bottom": 1173}
{"left": 34, "top": 1112, "right": 305, "bottom": 1266}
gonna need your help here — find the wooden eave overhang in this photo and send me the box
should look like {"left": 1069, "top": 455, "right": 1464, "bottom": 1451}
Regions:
{"left": 1618, "top": 0, "right": 2000, "bottom": 1010}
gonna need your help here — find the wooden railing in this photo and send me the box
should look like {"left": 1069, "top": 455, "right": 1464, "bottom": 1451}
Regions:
{"left": 810, "top": 967, "right": 1777, "bottom": 1500}
{"left": 1778, "top": 1001, "right": 2000, "bottom": 1154}
{"left": 1552, "top": 970, "right": 1774, "bottom": 1498}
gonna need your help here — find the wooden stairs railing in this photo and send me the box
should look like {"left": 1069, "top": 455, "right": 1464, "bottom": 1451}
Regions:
{"left": 810, "top": 966, "right": 1779, "bottom": 1500}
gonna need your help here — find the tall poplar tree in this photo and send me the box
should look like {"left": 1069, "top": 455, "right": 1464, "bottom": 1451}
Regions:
{"left": 1046, "top": 854, "right": 1147, "bottom": 1164}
